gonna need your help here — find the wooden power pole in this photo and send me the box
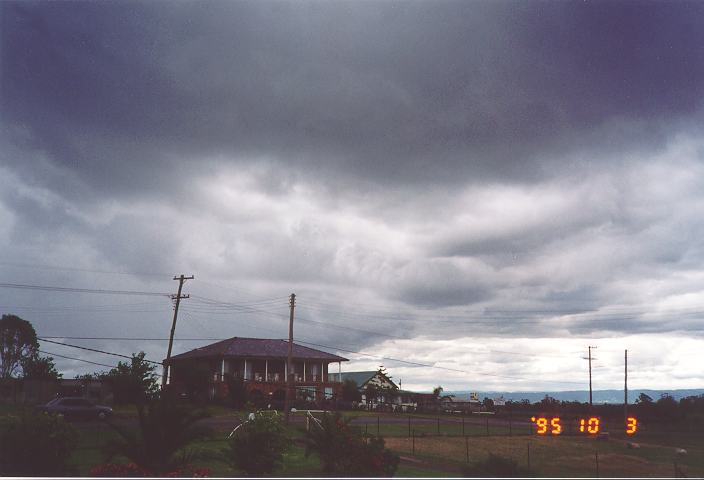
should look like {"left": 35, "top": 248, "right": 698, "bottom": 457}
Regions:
{"left": 588, "top": 345, "right": 597, "bottom": 406}
{"left": 162, "top": 274, "right": 193, "bottom": 388}
{"left": 284, "top": 293, "right": 296, "bottom": 424}
{"left": 624, "top": 349, "right": 628, "bottom": 423}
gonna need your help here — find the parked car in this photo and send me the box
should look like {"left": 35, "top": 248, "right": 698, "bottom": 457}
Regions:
{"left": 36, "top": 396, "right": 113, "bottom": 420}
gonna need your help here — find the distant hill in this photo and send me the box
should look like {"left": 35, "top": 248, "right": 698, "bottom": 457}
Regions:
{"left": 444, "top": 389, "right": 704, "bottom": 404}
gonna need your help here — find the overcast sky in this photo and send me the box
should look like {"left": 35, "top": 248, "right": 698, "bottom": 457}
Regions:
{"left": 1, "top": 0, "right": 703, "bottom": 393}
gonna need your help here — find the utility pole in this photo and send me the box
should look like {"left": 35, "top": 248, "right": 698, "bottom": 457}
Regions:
{"left": 284, "top": 293, "right": 296, "bottom": 424}
{"left": 624, "top": 349, "right": 628, "bottom": 424}
{"left": 162, "top": 274, "right": 194, "bottom": 388}
{"left": 585, "top": 345, "right": 597, "bottom": 406}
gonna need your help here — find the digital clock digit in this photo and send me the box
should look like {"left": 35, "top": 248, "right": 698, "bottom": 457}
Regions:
{"left": 530, "top": 416, "right": 561, "bottom": 435}
{"left": 529, "top": 416, "right": 637, "bottom": 435}
{"left": 578, "top": 417, "right": 600, "bottom": 433}
{"left": 626, "top": 417, "right": 637, "bottom": 435}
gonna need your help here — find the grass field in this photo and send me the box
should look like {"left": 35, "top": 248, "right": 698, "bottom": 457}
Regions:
{"left": 3, "top": 403, "right": 702, "bottom": 477}
{"left": 384, "top": 433, "right": 704, "bottom": 477}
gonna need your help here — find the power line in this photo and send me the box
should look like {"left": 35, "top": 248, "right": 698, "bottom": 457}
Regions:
{"left": 38, "top": 349, "right": 117, "bottom": 369}
{"left": 37, "top": 338, "right": 163, "bottom": 365}
{"left": 39, "top": 336, "right": 223, "bottom": 341}
{"left": 37, "top": 333, "right": 587, "bottom": 385}
{"left": 0, "top": 282, "right": 170, "bottom": 297}
{"left": 0, "top": 260, "right": 171, "bottom": 278}
{"left": 33, "top": 335, "right": 574, "bottom": 359}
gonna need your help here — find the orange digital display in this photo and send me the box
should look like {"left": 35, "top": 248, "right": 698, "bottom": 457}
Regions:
{"left": 530, "top": 416, "right": 636, "bottom": 435}
{"left": 626, "top": 417, "right": 637, "bottom": 435}
{"left": 530, "top": 416, "right": 561, "bottom": 435}
{"left": 578, "top": 417, "right": 600, "bottom": 434}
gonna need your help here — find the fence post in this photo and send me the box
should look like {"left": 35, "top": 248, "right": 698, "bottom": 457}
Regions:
{"left": 412, "top": 430, "right": 415, "bottom": 455}
{"left": 377, "top": 416, "right": 380, "bottom": 436}
{"left": 462, "top": 416, "right": 465, "bottom": 435}
{"left": 509, "top": 410, "right": 512, "bottom": 436}
{"left": 485, "top": 416, "right": 489, "bottom": 436}
{"left": 595, "top": 450, "right": 599, "bottom": 478}
{"left": 527, "top": 442, "right": 531, "bottom": 473}
{"left": 465, "top": 435, "right": 469, "bottom": 463}
{"left": 437, "top": 417, "right": 440, "bottom": 435}
{"left": 408, "top": 415, "right": 411, "bottom": 437}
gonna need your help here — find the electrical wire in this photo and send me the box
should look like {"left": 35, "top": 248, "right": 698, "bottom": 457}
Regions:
{"left": 38, "top": 349, "right": 117, "bottom": 369}
{"left": 37, "top": 338, "right": 163, "bottom": 365}
{"left": 0, "top": 282, "right": 170, "bottom": 297}
{"left": 37, "top": 334, "right": 585, "bottom": 385}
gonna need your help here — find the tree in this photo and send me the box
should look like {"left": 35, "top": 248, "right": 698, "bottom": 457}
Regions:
{"left": 432, "top": 385, "right": 444, "bottom": 398}
{"left": 636, "top": 393, "right": 654, "bottom": 404}
{"left": 103, "top": 397, "right": 209, "bottom": 475}
{"left": 539, "top": 395, "right": 560, "bottom": 408}
{"left": 364, "top": 383, "right": 379, "bottom": 407}
{"left": 22, "top": 354, "right": 62, "bottom": 380}
{"left": 0, "top": 410, "right": 77, "bottom": 476}
{"left": 342, "top": 379, "right": 362, "bottom": 402}
{"left": 656, "top": 393, "right": 679, "bottom": 419}
{"left": 176, "top": 361, "right": 211, "bottom": 403}
{"left": 0, "top": 314, "right": 38, "bottom": 378}
{"left": 100, "top": 352, "right": 158, "bottom": 405}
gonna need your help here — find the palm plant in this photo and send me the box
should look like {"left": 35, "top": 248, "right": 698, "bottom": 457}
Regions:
{"left": 104, "top": 397, "right": 210, "bottom": 475}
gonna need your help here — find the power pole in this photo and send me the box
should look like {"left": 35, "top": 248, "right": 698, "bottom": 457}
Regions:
{"left": 585, "top": 345, "right": 597, "bottom": 406}
{"left": 162, "top": 274, "right": 194, "bottom": 388}
{"left": 284, "top": 293, "right": 296, "bottom": 424}
{"left": 624, "top": 349, "right": 628, "bottom": 423}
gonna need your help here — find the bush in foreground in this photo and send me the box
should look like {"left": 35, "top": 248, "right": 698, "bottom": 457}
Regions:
{"left": 304, "top": 412, "right": 399, "bottom": 477}
{"left": 0, "top": 410, "right": 77, "bottom": 476}
{"left": 227, "top": 412, "right": 290, "bottom": 475}
{"left": 103, "top": 397, "right": 209, "bottom": 475}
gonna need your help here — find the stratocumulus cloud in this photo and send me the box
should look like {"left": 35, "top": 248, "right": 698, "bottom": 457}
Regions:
{"left": 1, "top": 0, "right": 703, "bottom": 390}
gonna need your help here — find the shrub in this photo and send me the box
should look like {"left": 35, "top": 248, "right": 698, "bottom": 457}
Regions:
{"left": 103, "top": 397, "right": 210, "bottom": 475}
{"left": 0, "top": 410, "right": 77, "bottom": 476}
{"left": 227, "top": 412, "right": 290, "bottom": 475}
{"left": 461, "top": 454, "right": 528, "bottom": 477}
{"left": 304, "top": 412, "right": 399, "bottom": 476}
{"left": 90, "top": 462, "right": 210, "bottom": 477}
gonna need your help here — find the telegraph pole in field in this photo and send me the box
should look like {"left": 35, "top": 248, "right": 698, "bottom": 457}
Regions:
{"left": 624, "top": 349, "right": 628, "bottom": 423}
{"left": 284, "top": 293, "right": 296, "bottom": 424}
{"left": 162, "top": 274, "right": 194, "bottom": 387}
{"left": 585, "top": 345, "right": 597, "bottom": 406}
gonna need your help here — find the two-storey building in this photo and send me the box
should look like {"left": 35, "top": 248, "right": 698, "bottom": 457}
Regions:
{"left": 165, "top": 337, "right": 348, "bottom": 403}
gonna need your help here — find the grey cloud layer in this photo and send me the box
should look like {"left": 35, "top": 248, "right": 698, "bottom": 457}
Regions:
{"left": 3, "top": 1, "right": 704, "bottom": 196}
{"left": 1, "top": 1, "right": 704, "bottom": 384}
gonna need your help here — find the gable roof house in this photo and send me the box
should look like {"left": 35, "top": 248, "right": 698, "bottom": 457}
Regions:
{"left": 331, "top": 370, "right": 424, "bottom": 411}
{"left": 165, "top": 337, "right": 348, "bottom": 404}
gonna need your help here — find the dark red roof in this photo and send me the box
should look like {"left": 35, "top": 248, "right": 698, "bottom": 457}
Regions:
{"left": 167, "top": 337, "right": 348, "bottom": 363}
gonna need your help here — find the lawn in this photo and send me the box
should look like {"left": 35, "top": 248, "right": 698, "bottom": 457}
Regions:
{"left": 384, "top": 433, "right": 704, "bottom": 477}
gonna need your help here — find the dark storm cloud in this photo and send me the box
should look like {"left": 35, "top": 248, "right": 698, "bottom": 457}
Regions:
{"left": 3, "top": 0, "right": 704, "bottom": 198}
{"left": 2, "top": 0, "right": 704, "bottom": 386}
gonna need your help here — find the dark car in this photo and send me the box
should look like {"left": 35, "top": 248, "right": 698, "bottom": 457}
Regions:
{"left": 36, "top": 396, "right": 113, "bottom": 420}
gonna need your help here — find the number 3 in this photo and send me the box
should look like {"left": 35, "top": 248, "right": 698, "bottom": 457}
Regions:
{"left": 626, "top": 417, "right": 637, "bottom": 435}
